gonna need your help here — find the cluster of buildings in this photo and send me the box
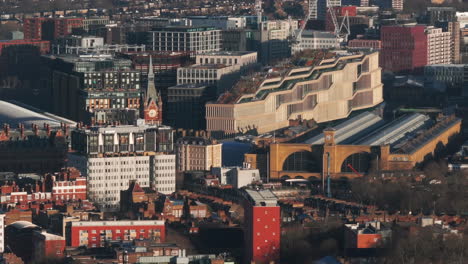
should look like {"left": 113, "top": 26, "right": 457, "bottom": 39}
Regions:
{"left": 0, "top": 0, "right": 467, "bottom": 263}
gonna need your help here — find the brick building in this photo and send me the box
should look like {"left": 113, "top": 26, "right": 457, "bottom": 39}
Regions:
{"left": 68, "top": 220, "right": 166, "bottom": 247}
{"left": 44, "top": 168, "right": 87, "bottom": 202}
{"left": 23, "top": 17, "right": 83, "bottom": 40}
{"left": 348, "top": 39, "right": 382, "bottom": 50}
{"left": 243, "top": 189, "right": 280, "bottom": 264}
{"left": 380, "top": 25, "right": 428, "bottom": 73}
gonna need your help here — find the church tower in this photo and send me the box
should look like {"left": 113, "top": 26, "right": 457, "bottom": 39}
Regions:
{"left": 143, "top": 55, "right": 163, "bottom": 125}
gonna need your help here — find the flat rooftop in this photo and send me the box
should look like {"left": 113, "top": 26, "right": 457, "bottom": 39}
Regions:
{"left": 245, "top": 189, "right": 278, "bottom": 206}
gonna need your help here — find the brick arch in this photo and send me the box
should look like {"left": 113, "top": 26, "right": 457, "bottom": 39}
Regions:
{"left": 329, "top": 146, "right": 372, "bottom": 175}
{"left": 282, "top": 151, "right": 321, "bottom": 173}
{"left": 340, "top": 152, "right": 372, "bottom": 173}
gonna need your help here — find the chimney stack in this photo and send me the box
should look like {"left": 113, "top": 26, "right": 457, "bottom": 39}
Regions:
{"left": 32, "top": 124, "right": 38, "bottom": 136}
{"left": 19, "top": 123, "right": 24, "bottom": 138}
{"left": 3, "top": 124, "right": 9, "bottom": 137}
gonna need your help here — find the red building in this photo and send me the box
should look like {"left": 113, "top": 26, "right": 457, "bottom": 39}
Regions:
{"left": 45, "top": 168, "right": 87, "bottom": 202}
{"left": 244, "top": 189, "right": 280, "bottom": 264}
{"left": 0, "top": 39, "right": 50, "bottom": 55}
{"left": 348, "top": 39, "right": 382, "bottom": 50}
{"left": 23, "top": 17, "right": 83, "bottom": 40}
{"left": 68, "top": 220, "right": 166, "bottom": 247}
{"left": 344, "top": 222, "right": 390, "bottom": 249}
{"left": 5, "top": 221, "right": 65, "bottom": 263}
{"left": 23, "top": 17, "right": 48, "bottom": 39}
{"left": 32, "top": 231, "right": 66, "bottom": 262}
{"left": 380, "top": 25, "right": 428, "bottom": 73}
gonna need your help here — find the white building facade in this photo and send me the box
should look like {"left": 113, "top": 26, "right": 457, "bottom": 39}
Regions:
{"left": 153, "top": 154, "right": 176, "bottom": 194}
{"left": 426, "top": 26, "right": 452, "bottom": 65}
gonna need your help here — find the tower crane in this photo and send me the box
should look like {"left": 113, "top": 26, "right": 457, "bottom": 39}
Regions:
{"left": 290, "top": 0, "right": 351, "bottom": 53}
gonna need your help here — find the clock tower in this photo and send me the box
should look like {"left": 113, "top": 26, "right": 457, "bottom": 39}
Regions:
{"left": 143, "top": 55, "right": 163, "bottom": 125}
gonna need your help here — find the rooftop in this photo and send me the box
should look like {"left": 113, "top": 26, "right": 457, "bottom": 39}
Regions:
{"left": 245, "top": 189, "right": 278, "bottom": 206}
{"left": 0, "top": 100, "right": 76, "bottom": 128}
{"left": 199, "top": 51, "right": 257, "bottom": 56}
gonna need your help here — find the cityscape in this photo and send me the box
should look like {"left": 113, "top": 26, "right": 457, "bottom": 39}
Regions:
{"left": 0, "top": 0, "right": 468, "bottom": 263}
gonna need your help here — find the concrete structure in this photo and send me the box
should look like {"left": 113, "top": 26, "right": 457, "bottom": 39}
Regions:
{"left": 149, "top": 26, "right": 221, "bottom": 55}
{"left": 426, "top": 26, "right": 451, "bottom": 65}
{"left": 69, "top": 124, "right": 174, "bottom": 211}
{"left": 380, "top": 25, "right": 428, "bottom": 73}
{"left": 243, "top": 189, "right": 280, "bottom": 264}
{"left": 292, "top": 30, "right": 340, "bottom": 54}
{"left": 175, "top": 137, "right": 222, "bottom": 172}
{"left": 259, "top": 112, "right": 462, "bottom": 181}
{"left": 206, "top": 52, "right": 383, "bottom": 134}
{"left": 68, "top": 220, "right": 165, "bottom": 247}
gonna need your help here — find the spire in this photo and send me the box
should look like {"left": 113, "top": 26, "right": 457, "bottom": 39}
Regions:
{"left": 147, "top": 55, "right": 157, "bottom": 103}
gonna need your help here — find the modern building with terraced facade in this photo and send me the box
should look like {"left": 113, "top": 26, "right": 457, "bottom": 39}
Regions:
{"left": 206, "top": 51, "right": 383, "bottom": 134}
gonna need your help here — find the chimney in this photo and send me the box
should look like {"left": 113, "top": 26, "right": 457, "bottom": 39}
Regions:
{"left": 45, "top": 124, "right": 51, "bottom": 136}
{"left": 19, "top": 123, "right": 24, "bottom": 138}
{"left": 33, "top": 124, "right": 38, "bottom": 136}
{"left": 3, "top": 124, "right": 9, "bottom": 137}
{"left": 65, "top": 124, "right": 69, "bottom": 136}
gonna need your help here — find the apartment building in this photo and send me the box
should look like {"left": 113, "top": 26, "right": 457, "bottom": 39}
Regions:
{"left": 175, "top": 137, "right": 222, "bottom": 172}
{"left": 426, "top": 26, "right": 452, "bottom": 65}
{"left": 206, "top": 52, "right": 383, "bottom": 134}
{"left": 149, "top": 26, "right": 221, "bottom": 55}
{"left": 68, "top": 124, "right": 174, "bottom": 211}
{"left": 68, "top": 220, "right": 165, "bottom": 247}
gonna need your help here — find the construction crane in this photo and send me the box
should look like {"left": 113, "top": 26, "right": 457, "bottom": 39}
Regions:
{"left": 290, "top": 0, "right": 350, "bottom": 52}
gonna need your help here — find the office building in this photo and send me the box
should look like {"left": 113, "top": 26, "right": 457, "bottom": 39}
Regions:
{"left": 259, "top": 20, "right": 298, "bottom": 64}
{"left": 68, "top": 220, "right": 166, "bottom": 247}
{"left": 243, "top": 189, "right": 280, "bottom": 264}
{"left": 425, "top": 64, "right": 468, "bottom": 96}
{"left": 292, "top": 30, "right": 340, "bottom": 54}
{"left": 196, "top": 51, "right": 258, "bottom": 67}
{"left": 148, "top": 26, "right": 221, "bottom": 55}
{"left": 206, "top": 51, "right": 383, "bottom": 134}
{"left": 69, "top": 124, "right": 174, "bottom": 211}
{"left": 167, "top": 84, "right": 216, "bottom": 130}
{"left": 435, "top": 21, "right": 461, "bottom": 64}
{"left": 42, "top": 54, "right": 141, "bottom": 122}
{"left": 177, "top": 64, "right": 241, "bottom": 94}
{"left": 314, "top": 0, "right": 342, "bottom": 21}
{"left": 175, "top": 137, "right": 222, "bottom": 172}
{"left": 426, "top": 26, "right": 452, "bottom": 65}
{"left": 380, "top": 25, "right": 428, "bottom": 73}
{"left": 189, "top": 16, "right": 247, "bottom": 30}
{"left": 427, "top": 7, "right": 456, "bottom": 25}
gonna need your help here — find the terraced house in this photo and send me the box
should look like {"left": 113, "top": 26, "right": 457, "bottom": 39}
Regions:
{"left": 206, "top": 51, "right": 383, "bottom": 134}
